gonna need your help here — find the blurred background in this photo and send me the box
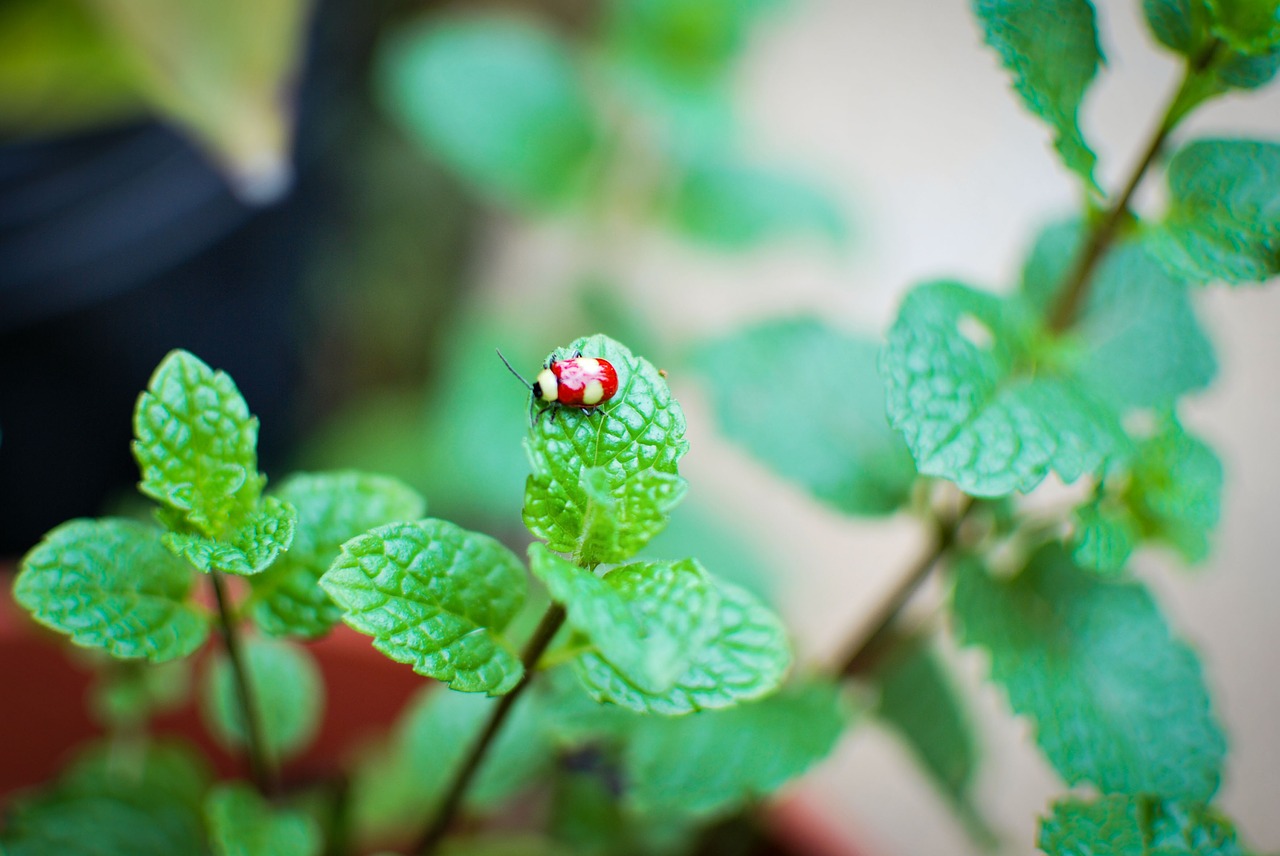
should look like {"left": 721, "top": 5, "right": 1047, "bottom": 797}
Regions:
{"left": 1, "top": 0, "right": 1277, "bottom": 853}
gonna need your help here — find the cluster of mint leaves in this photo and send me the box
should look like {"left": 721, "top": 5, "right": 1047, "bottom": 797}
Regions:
{"left": 691, "top": 0, "right": 1278, "bottom": 853}
{"left": 376, "top": 0, "right": 845, "bottom": 252}
{"left": 7, "top": 337, "right": 844, "bottom": 855}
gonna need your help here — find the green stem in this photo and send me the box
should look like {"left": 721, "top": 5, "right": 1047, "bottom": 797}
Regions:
{"left": 413, "top": 603, "right": 568, "bottom": 856}
{"left": 209, "top": 571, "right": 276, "bottom": 795}
{"left": 833, "top": 496, "right": 974, "bottom": 678}
{"left": 1046, "top": 41, "right": 1217, "bottom": 332}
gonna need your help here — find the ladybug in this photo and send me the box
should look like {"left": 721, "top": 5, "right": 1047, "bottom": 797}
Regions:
{"left": 498, "top": 349, "right": 619, "bottom": 420}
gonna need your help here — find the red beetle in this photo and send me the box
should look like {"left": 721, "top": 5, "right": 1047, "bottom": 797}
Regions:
{"left": 498, "top": 349, "right": 619, "bottom": 419}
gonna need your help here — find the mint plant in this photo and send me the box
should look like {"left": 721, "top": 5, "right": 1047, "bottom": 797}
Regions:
{"left": 6, "top": 0, "right": 1280, "bottom": 854}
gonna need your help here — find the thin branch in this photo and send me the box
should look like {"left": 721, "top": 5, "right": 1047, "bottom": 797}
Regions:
{"left": 209, "top": 571, "right": 276, "bottom": 795}
{"left": 833, "top": 496, "right": 974, "bottom": 679}
{"left": 1047, "top": 40, "right": 1219, "bottom": 332}
{"left": 413, "top": 603, "right": 568, "bottom": 855}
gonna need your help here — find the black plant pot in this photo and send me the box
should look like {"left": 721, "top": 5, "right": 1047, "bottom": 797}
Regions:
{"left": 0, "top": 119, "right": 309, "bottom": 555}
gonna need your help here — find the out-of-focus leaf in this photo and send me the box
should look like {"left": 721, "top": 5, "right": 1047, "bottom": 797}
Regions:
{"left": 202, "top": 636, "right": 323, "bottom": 763}
{"left": 0, "top": 0, "right": 140, "bottom": 132}
{"left": 953, "top": 545, "right": 1225, "bottom": 802}
{"left": 670, "top": 162, "right": 846, "bottom": 249}
{"left": 698, "top": 318, "right": 916, "bottom": 516}
{"left": 1146, "top": 139, "right": 1280, "bottom": 286}
{"left": 973, "top": 0, "right": 1103, "bottom": 188}
{"left": 81, "top": 0, "right": 311, "bottom": 200}
{"left": 377, "top": 16, "right": 599, "bottom": 209}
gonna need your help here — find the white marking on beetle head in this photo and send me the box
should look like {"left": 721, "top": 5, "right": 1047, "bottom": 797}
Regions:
{"left": 535, "top": 369, "right": 558, "bottom": 402}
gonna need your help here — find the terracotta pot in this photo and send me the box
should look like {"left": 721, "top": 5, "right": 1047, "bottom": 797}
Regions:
{"left": 0, "top": 576, "right": 866, "bottom": 856}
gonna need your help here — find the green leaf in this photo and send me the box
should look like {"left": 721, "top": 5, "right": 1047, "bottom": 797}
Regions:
{"left": 1144, "top": 0, "right": 1210, "bottom": 53}
{"left": 1143, "top": 1, "right": 1280, "bottom": 118}
{"left": 973, "top": 0, "right": 1103, "bottom": 188}
{"left": 1020, "top": 223, "right": 1217, "bottom": 410}
{"left": 1147, "top": 139, "right": 1280, "bottom": 286}
{"left": 202, "top": 636, "right": 322, "bottom": 763}
{"left": 162, "top": 495, "right": 296, "bottom": 575}
{"left": 352, "top": 687, "right": 554, "bottom": 837}
{"left": 205, "top": 783, "right": 321, "bottom": 856}
{"left": 880, "top": 280, "right": 1129, "bottom": 497}
{"left": 0, "top": 740, "right": 210, "bottom": 856}
{"left": 89, "top": 659, "right": 191, "bottom": 730}
{"left": 78, "top": 0, "right": 309, "bottom": 199}
{"left": 523, "top": 335, "right": 689, "bottom": 566}
{"left": 697, "top": 318, "right": 917, "bottom": 516}
{"left": 1072, "top": 416, "right": 1222, "bottom": 568}
{"left": 320, "top": 518, "right": 527, "bottom": 694}
{"left": 669, "top": 161, "right": 846, "bottom": 249}
{"left": 250, "top": 472, "right": 426, "bottom": 638}
{"left": 132, "top": 350, "right": 265, "bottom": 536}
{"left": 529, "top": 546, "right": 719, "bottom": 694}
{"left": 376, "top": 16, "right": 598, "bottom": 208}
{"left": 1127, "top": 418, "right": 1224, "bottom": 563}
{"left": 622, "top": 681, "right": 847, "bottom": 817}
{"left": 1207, "top": 0, "right": 1280, "bottom": 55}
{"left": 571, "top": 563, "right": 791, "bottom": 715}
{"left": 1071, "top": 498, "right": 1138, "bottom": 573}
{"left": 576, "top": 467, "right": 690, "bottom": 568}
{"left": 952, "top": 545, "right": 1225, "bottom": 802}
{"left": 605, "top": 0, "right": 779, "bottom": 88}
{"left": 871, "top": 636, "right": 978, "bottom": 810}
{"left": 1039, "top": 794, "right": 1244, "bottom": 856}
{"left": 14, "top": 518, "right": 208, "bottom": 662}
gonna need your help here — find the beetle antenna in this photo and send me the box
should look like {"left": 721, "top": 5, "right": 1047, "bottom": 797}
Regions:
{"left": 495, "top": 349, "right": 533, "bottom": 391}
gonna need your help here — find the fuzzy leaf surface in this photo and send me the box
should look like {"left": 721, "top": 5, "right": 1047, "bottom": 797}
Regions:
{"left": 162, "top": 496, "right": 296, "bottom": 575}
{"left": 524, "top": 335, "right": 688, "bottom": 565}
{"left": 952, "top": 545, "right": 1224, "bottom": 801}
{"left": 622, "top": 681, "right": 847, "bottom": 817}
{"left": 698, "top": 318, "right": 916, "bottom": 516}
{"left": 251, "top": 472, "right": 426, "bottom": 638}
{"left": 573, "top": 565, "right": 791, "bottom": 715}
{"left": 377, "top": 17, "right": 597, "bottom": 208}
{"left": 670, "top": 161, "right": 846, "bottom": 249}
{"left": 132, "top": 350, "right": 265, "bottom": 535}
{"left": 881, "top": 281, "right": 1128, "bottom": 496}
{"left": 202, "top": 636, "right": 322, "bottom": 763}
{"left": 205, "top": 783, "right": 321, "bottom": 856}
{"left": 1147, "top": 139, "right": 1280, "bottom": 286}
{"left": 320, "top": 519, "right": 527, "bottom": 694}
{"left": 530, "top": 546, "right": 718, "bottom": 693}
{"left": 14, "top": 518, "right": 207, "bottom": 662}
{"left": 1020, "top": 224, "right": 1217, "bottom": 410}
{"left": 973, "top": 0, "right": 1102, "bottom": 187}
{"left": 1039, "top": 794, "right": 1244, "bottom": 856}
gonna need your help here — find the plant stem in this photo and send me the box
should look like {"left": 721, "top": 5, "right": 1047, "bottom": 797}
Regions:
{"left": 833, "top": 496, "right": 974, "bottom": 678}
{"left": 209, "top": 570, "right": 276, "bottom": 795}
{"left": 413, "top": 603, "right": 568, "bottom": 856}
{"left": 1046, "top": 43, "right": 1215, "bottom": 332}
